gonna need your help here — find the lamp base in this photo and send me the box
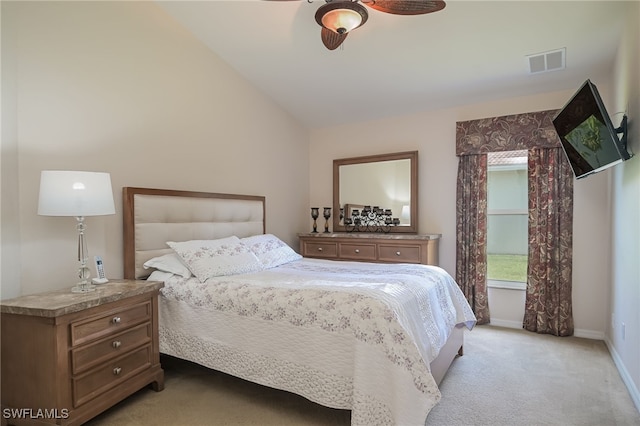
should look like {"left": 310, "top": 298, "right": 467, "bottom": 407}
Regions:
{"left": 71, "top": 282, "right": 97, "bottom": 293}
{"left": 73, "top": 226, "right": 95, "bottom": 293}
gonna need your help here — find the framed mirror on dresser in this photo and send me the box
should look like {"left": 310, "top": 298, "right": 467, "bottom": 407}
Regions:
{"left": 333, "top": 150, "right": 418, "bottom": 233}
{"left": 300, "top": 151, "right": 441, "bottom": 266}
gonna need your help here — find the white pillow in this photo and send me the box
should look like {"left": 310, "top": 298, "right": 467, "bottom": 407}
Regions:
{"left": 167, "top": 236, "right": 263, "bottom": 282}
{"left": 143, "top": 253, "right": 193, "bottom": 278}
{"left": 241, "top": 234, "right": 302, "bottom": 269}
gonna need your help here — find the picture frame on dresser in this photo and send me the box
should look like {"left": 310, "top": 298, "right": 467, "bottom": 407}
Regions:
{"left": 343, "top": 203, "right": 364, "bottom": 219}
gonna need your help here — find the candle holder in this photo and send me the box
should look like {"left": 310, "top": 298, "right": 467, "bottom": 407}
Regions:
{"left": 311, "top": 207, "right": 320, "bottom": 233}
{"left": 344, "top": 205, "right": 399, "bottom": 233}
{"left": 323, "top": 207, "right": 331, "bottom": 233}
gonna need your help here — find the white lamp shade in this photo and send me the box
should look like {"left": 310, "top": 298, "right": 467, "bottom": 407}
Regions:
{"left": 401, "top": 205, "right": 410, "bottom": 220}
{"left": 38, "top": 171, "right": 116, "bottom": 217}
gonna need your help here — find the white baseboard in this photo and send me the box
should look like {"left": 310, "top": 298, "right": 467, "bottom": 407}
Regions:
{"left": 487, "top": 320, "right": 604, "bottom": 340}
{"left": 487, "top": 319, "right": 523, "bottom": 329}
{"left": 573, "top": 328, "right": 605, "bottom": 340}
{"left": 488, "top": 321, "right": 638, "bottom": 414}
{"left": 605, "top": 337, "right": 640, "bottom": 413}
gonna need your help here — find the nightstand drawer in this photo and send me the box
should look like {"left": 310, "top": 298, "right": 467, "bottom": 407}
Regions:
{"left": 73, "top": 345, "right": 152, "bottom": 407}
{"left": 303, "top": 241, "right": 338, "bottom": 258}
{"left": 339, "top": 243, "right": 376, "bottom": 261}
{"left": 72, "top": 322, "right": 152, "bottom": 374}
{"left": 379, "top": 244, "right": 422, "bottom": 263}
{"left": 71, "top": 300, "right": 151, "bottom": 347}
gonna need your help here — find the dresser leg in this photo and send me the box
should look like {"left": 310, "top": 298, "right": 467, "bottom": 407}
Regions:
{"left": 150, "top": 370, "right": 165, "bottom": 392}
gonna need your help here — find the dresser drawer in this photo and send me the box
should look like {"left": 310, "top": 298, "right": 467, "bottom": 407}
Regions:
{"left": 299, "top": 234, "right": 439, "bottom": 266}
{"left": 378, "top": 244, "right": 422, "bottom": 263}
{"left": 73, "top": 345, "right": 152, "bottom": 407}
{"left": 338, "top": 243, "right": 376, "bottom": 261}
{"left": 303, "top": 241, "right": 338, "bottom": 258}
{"left": 71, "top": 301, "right": 151, "bottom": 347}
{"left": 71, "top": 322, "right": 152, "bottom": 374}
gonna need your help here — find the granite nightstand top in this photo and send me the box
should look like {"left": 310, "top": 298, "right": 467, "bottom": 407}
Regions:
{"left": 0, "top": 279, "right": 164, "bottom": 318}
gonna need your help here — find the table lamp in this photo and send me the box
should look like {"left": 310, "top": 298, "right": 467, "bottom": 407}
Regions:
{"left": 37, "top": 170, "right": 115, "bottom": 293}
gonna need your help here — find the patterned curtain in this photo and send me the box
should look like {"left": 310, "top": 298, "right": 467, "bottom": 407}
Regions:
{"left": 456, "top": 109, "right": 574, "bottom": 334}
{"left": 455, "top": 155, "right": 489, "bottom": 324}
{"left": 524, "top": 147, "right": 574, "bottom": 336}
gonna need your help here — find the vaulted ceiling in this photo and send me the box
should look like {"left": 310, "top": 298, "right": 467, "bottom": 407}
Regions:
{"left": 157, "top": 1, "right": 628, "bottom": 128}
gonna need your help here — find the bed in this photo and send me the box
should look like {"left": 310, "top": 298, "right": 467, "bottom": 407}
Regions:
{"left": 123, "top": 187, "right": 476, "bottom": 426}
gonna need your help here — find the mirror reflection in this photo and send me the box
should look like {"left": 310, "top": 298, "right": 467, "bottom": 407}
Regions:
{"left": 340, "top": 159, "right": 411, "bottom": 225}
{"left": 333, "top": 151, "right": 418, "bottom": 234}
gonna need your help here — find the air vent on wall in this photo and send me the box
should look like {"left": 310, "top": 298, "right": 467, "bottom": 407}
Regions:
{"left": 526, "top": 48, "right": 566, "bottom": 74}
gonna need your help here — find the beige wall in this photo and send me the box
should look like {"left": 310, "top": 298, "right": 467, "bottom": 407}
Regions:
{"left": 1, "top": 2, "right": 309, "bottom": 298}
{"left": 310, "top": 89, "right": 614, "bottom": 339}
{"left": 608, "top": 0, "right": 640, "bottom": 410}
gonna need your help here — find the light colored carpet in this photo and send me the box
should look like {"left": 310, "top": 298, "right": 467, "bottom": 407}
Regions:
{"left": 85, "top": 325, "right": 640, "bottom": 426}
{"left": 427, "top": 326, "right": 640, "bottom": 426}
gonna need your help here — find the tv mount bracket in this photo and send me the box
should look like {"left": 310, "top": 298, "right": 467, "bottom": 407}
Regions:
{"left": 615, "top": 115, "right": 631, "bottom": 156}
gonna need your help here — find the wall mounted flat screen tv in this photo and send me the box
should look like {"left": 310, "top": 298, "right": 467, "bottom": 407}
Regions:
{"left": 552, "top": 79, "right": 631, "bottom": 179}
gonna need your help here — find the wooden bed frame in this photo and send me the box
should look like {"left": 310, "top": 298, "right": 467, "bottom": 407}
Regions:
{"left": 122, "top": 187, "right": 463, "bottom": 389}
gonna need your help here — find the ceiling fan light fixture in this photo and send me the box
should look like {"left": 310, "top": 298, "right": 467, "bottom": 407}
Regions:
{"left": 315, "top": 1, "right": 368, "bottom": 34}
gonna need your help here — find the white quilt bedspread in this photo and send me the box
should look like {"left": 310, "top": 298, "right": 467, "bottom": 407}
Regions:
{"left": 154, "top": 258, "right": 476, "bottom": 426}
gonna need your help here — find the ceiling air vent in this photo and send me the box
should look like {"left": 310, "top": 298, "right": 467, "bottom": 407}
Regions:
{"left": 526, "top": 48, "right": 565, "bottom": 74}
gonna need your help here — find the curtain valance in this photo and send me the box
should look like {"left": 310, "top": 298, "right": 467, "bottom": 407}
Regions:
{"left": 456, "top": 109, "right": 560, "bottom": 155}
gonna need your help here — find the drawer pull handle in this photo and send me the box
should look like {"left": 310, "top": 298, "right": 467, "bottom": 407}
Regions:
{"left": 396, "top": 251, "right": 401, "bottom": 256}
{"left": 113, "top": 367, "right": 122, "bottom": 375}
{"left": 112, "top": 317, "right": 121, "bottom": 324}
{"left": 112, "top": 340, "right": 122, "bottom": 349}
{"left": 317, "top": 247, "right": 323, "bottom": 252}
{"left": 354, "top": 249, "right": 360, "bottom": 253}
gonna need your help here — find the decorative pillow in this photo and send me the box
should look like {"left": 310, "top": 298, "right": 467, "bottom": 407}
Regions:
{"left": 241, "top": 234, "right": 302, "bottom": 269}
{"left": 143, "top": 253, "right": 193, "bottom": 278}
{"left": 167, "top": 236, "right": 263, "bottom": 282}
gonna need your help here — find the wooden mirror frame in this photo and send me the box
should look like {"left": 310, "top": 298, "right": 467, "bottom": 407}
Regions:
{"left": 333, "top": 151, "right": 418, "bottom": 234}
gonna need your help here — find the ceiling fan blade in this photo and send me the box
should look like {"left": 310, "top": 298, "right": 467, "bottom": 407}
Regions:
{"left": 321, "top": 27, "right": 348, "bottom": 50}
{"left": 362, "top": 0, "right": 446, "bottom": 15}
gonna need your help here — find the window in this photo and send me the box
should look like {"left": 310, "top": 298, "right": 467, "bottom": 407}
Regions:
{"left": 487, "top": 150, "right": 528, "bottom": 290}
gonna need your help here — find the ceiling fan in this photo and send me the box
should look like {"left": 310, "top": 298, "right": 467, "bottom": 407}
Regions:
{"left": 270, "top": 0, "right": 446, "bottom": 50}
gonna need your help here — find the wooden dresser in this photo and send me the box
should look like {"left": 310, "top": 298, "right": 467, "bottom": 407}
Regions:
{"left": 298, "top": 233, "right": 441, "bottom": 266}
{"left": 1, "top": 280, "right": 164, "bottom": 426}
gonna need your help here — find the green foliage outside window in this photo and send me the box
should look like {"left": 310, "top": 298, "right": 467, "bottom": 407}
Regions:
{"left": 487, "top": 254, "right": 528, "bottom": 283}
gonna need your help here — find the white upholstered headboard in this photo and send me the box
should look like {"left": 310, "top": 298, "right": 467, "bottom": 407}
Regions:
{"left": 123, "top": 187, "right": 265, "bottom": 280}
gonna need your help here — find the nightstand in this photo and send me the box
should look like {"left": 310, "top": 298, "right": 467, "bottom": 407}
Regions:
{"left": 1, "top": 280, "right": 164, "bottom": 426}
